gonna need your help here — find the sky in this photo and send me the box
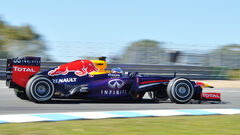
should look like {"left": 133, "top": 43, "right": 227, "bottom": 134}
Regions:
{"left": 1, "top": 0, "right": 240, "bottom": 61}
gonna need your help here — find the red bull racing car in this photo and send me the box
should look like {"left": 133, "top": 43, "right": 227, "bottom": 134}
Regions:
{"left": 6, "top": 57, "right": 221, "bottom": 103}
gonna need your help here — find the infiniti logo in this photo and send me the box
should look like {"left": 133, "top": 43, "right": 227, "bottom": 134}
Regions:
{"left": 13, "top": 59, "right": 21, "bottom": 63}
{"left": 108, "top": 79, "right": 125, "bottom": 89}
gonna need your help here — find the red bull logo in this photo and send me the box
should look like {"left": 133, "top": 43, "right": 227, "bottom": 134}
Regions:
{"left": 48, "top": 60, "right": 99, "bottom": 76}
{"left": 195, "top": 82, "right": 205, "bottom": 87}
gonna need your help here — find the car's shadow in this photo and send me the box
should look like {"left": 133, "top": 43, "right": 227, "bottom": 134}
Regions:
{"left": 39, "top": 99, "right": 225, "bottom": 104}
{"left": 42, "top": 98, "right": 165, "bottom": 104}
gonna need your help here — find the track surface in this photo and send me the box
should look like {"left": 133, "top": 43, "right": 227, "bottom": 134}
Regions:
{"left": 0, "top": 81, "right": 239, "bottom": 115}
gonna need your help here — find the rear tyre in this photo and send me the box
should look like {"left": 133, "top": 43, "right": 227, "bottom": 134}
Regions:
{"left": 155, "top": 90, "right": 168, "bottom": 101}
{"left": 14, "top": 89, "right": 28, "bottom": 100}
{"left": 155, "top": 85, "right": 168, "bottom": 101}
{"left": 26, "top": 75, "right": 54, "bottom": 103}
{"left": 167, "top": 77, "right": 194, "bottom": 104}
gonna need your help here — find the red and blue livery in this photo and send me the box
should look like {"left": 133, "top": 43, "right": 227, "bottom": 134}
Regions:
{"left": 6, "top": 57, "right": 221, "bottom": 103}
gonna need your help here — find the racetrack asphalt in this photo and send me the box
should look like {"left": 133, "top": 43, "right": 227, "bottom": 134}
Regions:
{"left": 0, "top": 81, "right": 239, "bottom": 115}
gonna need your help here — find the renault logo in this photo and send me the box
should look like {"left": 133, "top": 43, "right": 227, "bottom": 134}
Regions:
{"left": 108, "top": 79, "right": 125, "bottom": 89}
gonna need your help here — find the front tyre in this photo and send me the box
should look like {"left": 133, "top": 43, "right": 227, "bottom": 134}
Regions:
{"left": 26, "top": 75, "right": 54, "bottom": 103}
{"left": 167, "top": 78, "right": 194, "bottom": 104}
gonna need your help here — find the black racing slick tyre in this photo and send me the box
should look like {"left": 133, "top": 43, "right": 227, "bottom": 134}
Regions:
{"left": 26, "top": 75, "right": 54, "bottom": 103}
{"left": 167, "top": 77, "right": 194, "bottom": 104}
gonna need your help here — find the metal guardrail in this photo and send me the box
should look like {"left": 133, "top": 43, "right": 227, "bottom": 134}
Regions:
{"left": 0, "top": 59, "right": 227, "bottom": 80}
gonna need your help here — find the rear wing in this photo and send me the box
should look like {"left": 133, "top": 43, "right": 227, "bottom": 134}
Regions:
{"left": 6, "top": 57, "right": 41, "bottom": 88}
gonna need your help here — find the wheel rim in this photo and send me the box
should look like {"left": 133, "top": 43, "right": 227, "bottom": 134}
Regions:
{"left": 175, "top": 83, "right": 190, "bottom": 98}
{"left": 34, "top": 81, "right": 51, "bottom": 98}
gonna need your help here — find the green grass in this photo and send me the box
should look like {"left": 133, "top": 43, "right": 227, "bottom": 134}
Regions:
{"left": 0, "top": 115, "right": 240, "bottom": 135}
{"left": 228, "top": 69, "right": 240, "bottom": 79}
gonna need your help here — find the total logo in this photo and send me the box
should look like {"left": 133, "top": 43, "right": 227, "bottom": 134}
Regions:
{"left": 108, "top": 79, "right": 125, "bottom": 89}
{"left": 202, "top": 93, "right": 220, "bottom": 98}
{"left": 201, "top": 92, "right": 221, "bottom": 100}
{"left": 13, "top": 66, "right": 36, "bottom": 72}
{"left": 52, "top": 78, "right": 77, "bottom": 84}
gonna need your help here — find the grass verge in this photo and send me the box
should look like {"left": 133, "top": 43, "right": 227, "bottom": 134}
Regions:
{"left": 228, "top": 69, "right": 240, "bottom": 80}
{"left": 0, "top": 115, "right": 240, "bottom": 135}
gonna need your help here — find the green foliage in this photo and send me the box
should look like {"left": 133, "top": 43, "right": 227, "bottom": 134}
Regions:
{"left": 210, "top": 67, "right": 228, "bottom": 79}
{"left": 0, "top": 18, "right": 40, "bottom": 43}
{"left": 0, "top": 17, "right": 48, "bottom": 59}
{"left": 213, "top": 44, "right": 240, "bottom": 54}
{"left": 1, "top": 25, "right": 40, "bottom": 41}
{"left": 0, "top": 45, "right": 8, "bottom": 58}
{"left": 207, "top": 44, "right": 240, "bottom": 68}
{"left": 117, "top": 39, "right": 164, "bottom": 64}
{"left": 0, "top": 38, "right": 7, "bottom": 58}
{"left": 127, "top": 39, "right": 161, "bottom": 50}
{"left": 228, "top": 69, "right": 240, "bottom": 79}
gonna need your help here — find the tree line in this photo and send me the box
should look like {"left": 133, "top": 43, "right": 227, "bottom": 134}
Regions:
{"left": 0, "top": 18, "right": 47, "bottom": 59}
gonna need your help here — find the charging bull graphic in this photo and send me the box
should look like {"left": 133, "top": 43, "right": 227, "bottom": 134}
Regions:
{"left": 48, "top": 60, "right": 99, "bottom": 76}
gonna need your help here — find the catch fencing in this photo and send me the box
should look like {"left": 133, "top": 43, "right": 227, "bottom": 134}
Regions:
{"left": 0, "top": 59, "right": 227, "bottom": 80}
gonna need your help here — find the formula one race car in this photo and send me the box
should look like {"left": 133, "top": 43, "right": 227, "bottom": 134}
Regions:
{"left": 6, "top": 57, "right": 221, "bottom": 103}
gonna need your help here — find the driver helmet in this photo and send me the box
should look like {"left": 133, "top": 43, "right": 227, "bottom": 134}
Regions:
{"left": 111, "top": 67, "right": 123, "bottom": 74}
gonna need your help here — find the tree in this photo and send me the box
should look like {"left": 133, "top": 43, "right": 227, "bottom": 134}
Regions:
{"left": 0, "top": 17, "right": 49, "bottom": 60}
{"left": 207, "top": 44, "right": 240, "bottom": 68}
{"left": 116, "top": 39, "right": 164, "bottom": 64}
{"left": 0, "top": 41, "right": 8, "bottom": 58}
